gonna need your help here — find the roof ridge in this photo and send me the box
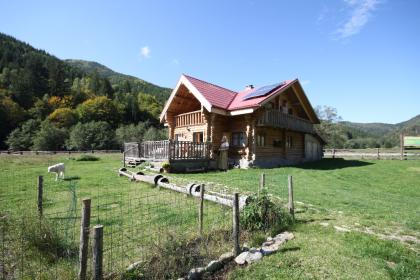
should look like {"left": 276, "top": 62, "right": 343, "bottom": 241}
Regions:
{"left": 183, "top": 74, "right": 238, "bottom": 96}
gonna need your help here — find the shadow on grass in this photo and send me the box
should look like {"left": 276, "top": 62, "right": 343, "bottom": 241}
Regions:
{"left": 296, "top": 158, "right": 374, "bottom": 170}
{"left": 63, "top": 176, "right": 81, "bottom": 181}
{"left": 279, "top": 246, "right": 301, "bottom": 253}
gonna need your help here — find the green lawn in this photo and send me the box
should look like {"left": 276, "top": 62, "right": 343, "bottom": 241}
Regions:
{"left": 1, "top": 154, "right": 419, "bottom": 279}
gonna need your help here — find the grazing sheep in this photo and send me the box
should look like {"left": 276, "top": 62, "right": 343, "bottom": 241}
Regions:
{"left": 48, "top": 163, "right": 65, "bottom": 181}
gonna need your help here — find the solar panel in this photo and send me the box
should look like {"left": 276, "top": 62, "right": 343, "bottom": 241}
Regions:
{"left": 243, "top": 82, "right": 285, "bottom": 100}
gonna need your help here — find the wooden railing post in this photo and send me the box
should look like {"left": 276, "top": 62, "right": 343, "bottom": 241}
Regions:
{"left": 78, "top": 199, "right": 91, "bottom": 280}
{"left": 232, "top": 193, "right": 241, "bottom": 256}
{"left": 37, "top": 176, "right": 43, "bottom": 217}
{"left": 92, "top": 225, "right": 103, "bottom": 280}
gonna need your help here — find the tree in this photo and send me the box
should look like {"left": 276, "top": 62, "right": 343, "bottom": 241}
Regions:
{"left": 143, "top": 126, "right": 167, "bottom": 141}
{"left": 6, "top": 119, "right": 40, "bottom": 150}
{"left": 115, "top": 121, "right": 149, "bottom": 146}
{"left": 32, "top": 121, "right": 68, "bottom": 150}
{"left": 137, "top": 93, "right": 162, "bottom": 121}
{"left": 0, "top": 95, "right": 25, "bottom": 149}
{"left": 314, "top": 105, "right": 346, "bottom": 148}
{"left": 67, "top": 121, "right": 116, "bottom": 150}
{"left": 48, "top": 107, "right": 78, "bottom": 128}
{"left": 77, "top": 96, "right": 120, "bottom": 125}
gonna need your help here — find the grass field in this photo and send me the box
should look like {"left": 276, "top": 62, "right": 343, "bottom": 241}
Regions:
{"left": 1, "top": 154, "right": 419, "bottom": 279}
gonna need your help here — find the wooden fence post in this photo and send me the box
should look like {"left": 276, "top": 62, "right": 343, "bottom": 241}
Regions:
{"left": 78, "top": 199, "right": 91, "bottom": 280}
{"left": 232, "top": 193, "right": 240, "bottom": 256}
{"left": 259, "top": 173, "right": 265, "bottom": 196}
{"left": 288, "top": 175, "right": 294, "bottom": 219}
{"left": 332, "top": 148, "right": 336, "bottom": 159}
{"left": 377, "top": 148, "right": 380, "bottom": 160}
{"left": 199, "top": 184, "right": 205, "bottom": 237}
{"left": 37, "top": 176, "right": 43, "bottom": 217}
{"left": 400, "top": 134, "right": 404, "bottom": 160}
{"left": 92, "top": 225, "right": 104, "bottom": 280}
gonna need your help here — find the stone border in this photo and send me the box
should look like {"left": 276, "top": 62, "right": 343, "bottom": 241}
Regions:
{"left": 180, "top": 231, "right": 295, "bottom": 280}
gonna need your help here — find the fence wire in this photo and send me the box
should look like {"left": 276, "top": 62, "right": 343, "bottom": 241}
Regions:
{"left": 0, "top": 155, "right": 243, "bottom": 279}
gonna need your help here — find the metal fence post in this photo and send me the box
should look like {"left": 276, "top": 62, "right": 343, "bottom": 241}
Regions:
{"left": 232, "top": 193, "right": 240, "bottom": 256}
{"left": 37, "top": 176, "right": 43, "bottom": 217}
{"left": 199, "top": 184, "right": 205, "bottom": 237}
{"left": 288, "top": 175, "right": 294, "bottom": 219}
{"left": 92, "top": 225, "right": 103, "bottom": 280}
{"left": 78, "top": 199, "right": 91, "bottom": 280}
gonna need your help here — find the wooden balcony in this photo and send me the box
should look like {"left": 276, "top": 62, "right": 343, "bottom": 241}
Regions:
{"left": 175, "top": 110, "right": 204, "bottom": 127}
{"left": 257, "top": 110, "right": 314, "bottom": 133}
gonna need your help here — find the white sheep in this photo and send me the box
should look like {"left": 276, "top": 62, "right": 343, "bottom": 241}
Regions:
{"left": 48, "top": 163, "right": 65, "bottom": 181}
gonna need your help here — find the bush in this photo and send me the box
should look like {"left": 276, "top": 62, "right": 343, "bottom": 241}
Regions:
{"left": 6, "top": 119, "right": 40, "bottom": 150}
{"left": 242, "top": 190, "right": 293, "bottom": 234}
{"left": 75, "top": 154, "right": 99, "bottom": 161}
{"left": 161, "top": 161, "right": 170, "bottom": 170}
{"left": 67, "top": 121, "right": 116, "bottom": 150}
{"left": 32, "top": 120, "right": 68, "bottom": 150}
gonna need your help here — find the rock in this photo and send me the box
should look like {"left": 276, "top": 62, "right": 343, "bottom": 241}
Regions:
{"left": 234, "top": 249, "right": 263, "bottom": 265}
{"left": 319, "top": 222, "right": 329, "bottom": 227}
{"left": 218, "top": 252, "right": 234, "bottom": 264}
{"left": 127, "top": 261, "right": 143, "bottom": 271}
{"left": 234, "top": 252, "right": 248, "bottom": 265}
{"left": 267, "top": 236, "right": 273, "bottom": 241}
{"left": 187, "top": 267, "right": 205, "bottom": 280}
{"left": 262, "top": 240, "right": 275, "bottom": 247}
{"left": 206, "top": 260, "right": 223, "bottom": 273}
{"left": 261, "top": 242, "right": 281, "bottom": 256}
{"left": 334, "top": 226, "right": 351, "bottom": 232}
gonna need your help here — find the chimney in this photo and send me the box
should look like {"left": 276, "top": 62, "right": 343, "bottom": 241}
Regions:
{"left": 245, "top": 84, "right": 254, "bottom": 91}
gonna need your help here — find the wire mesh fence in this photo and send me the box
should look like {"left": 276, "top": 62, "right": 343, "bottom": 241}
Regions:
{"left": 0, "top": 159, "right": 237, "bottom": 279}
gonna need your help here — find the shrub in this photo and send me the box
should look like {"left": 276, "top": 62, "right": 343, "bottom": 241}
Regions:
{"left": 75, "top": 154, "right": 99, "bottom": 161}
{"left": 161, "top": 161, "right": 170, "bottom": 170}
{"left": 32, "top": 120, "right": 68, "bottom": 150}
{"left": 67, "top": 121, "right": 116, "bottom": 150}
{"left": 242, "top": 190, "right": 293, "bottom": 234}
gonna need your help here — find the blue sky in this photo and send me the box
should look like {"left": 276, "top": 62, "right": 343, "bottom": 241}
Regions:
{"left": 1, "top": 0, "right": 419, "bottom": 123}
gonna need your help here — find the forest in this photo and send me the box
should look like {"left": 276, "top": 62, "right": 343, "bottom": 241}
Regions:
{"left": 1, "top": 32, "right": 418, "bottom": 151}
{"left": 0, "top": 33, "right": 170, "bottom": 150}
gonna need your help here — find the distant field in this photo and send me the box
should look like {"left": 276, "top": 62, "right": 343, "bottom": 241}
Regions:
{"left": 1, "top": 154, "right": 419, "bottom": 279}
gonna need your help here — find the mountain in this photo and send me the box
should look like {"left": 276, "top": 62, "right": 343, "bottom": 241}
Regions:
{"left": 65, "top": 59, "right": 171, "bottom": 104}
{"left": 336, "top": 114, "right": 420, "bottom": 148}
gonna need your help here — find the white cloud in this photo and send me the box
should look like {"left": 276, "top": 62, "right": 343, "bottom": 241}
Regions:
{"left": 335, "top": 0, "right": 381, "bottom": 39}
{"left": 140, "top": 46, "right": 150, "bottom": 58}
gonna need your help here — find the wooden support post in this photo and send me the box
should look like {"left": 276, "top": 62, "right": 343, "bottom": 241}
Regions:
{"left": 78, "top": 199, "right": 91, "bottom": 280}
{"left": 37, "top": 176, "right": 43, "bottom": 217}
{"left": 232, "top": 193, "right": 240, "bottom": 256}
{"left": 377, "top": 148, "right": 380, "bottom": 160}
{"left": 288, "top": 175, "right": 294, "bottom": 219}
{"left": 199, "top": 185, "right": 205, "bottom": 237}
{"left": 92, "top": 225, "right": 103, "bottom": 280}
{"left": 400, "top": 134, "right": 404, "bottom": 160}
{"left": 332, "top": 148, "right": 336, "bottom": 159}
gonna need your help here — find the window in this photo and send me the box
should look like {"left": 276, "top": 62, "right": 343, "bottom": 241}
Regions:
{"left": 257, "top": 134, "right": 266, "bottom": 147}
{"left": 193, "top": 132, "right": 204, "bottom": 143}
{"left": 286, "top": 136, "right": 293, "bottom": 148}
{"left": 273, "top": 139, "right": 282, "bottom": 147}
{"left": 232, "top": 132, "right": 246, "bottom": 147}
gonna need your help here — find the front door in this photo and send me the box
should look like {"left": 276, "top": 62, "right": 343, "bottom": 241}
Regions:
{"left": 193, "top": 132, "right": 204, "bottom": 143}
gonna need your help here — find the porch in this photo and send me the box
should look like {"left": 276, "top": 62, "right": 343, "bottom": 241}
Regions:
{"left": 124, "top": 140, "right": 212, "bottom": 162}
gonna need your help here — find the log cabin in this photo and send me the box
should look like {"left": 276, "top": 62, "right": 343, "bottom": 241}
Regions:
{"left": 153, "top": 74, "right": 324, "bottom": 170}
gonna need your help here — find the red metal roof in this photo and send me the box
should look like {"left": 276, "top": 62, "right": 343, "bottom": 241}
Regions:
{"left": 183, "top": 74, "right": 294, "bottom": 111}
{"left": 183, "top": 75, "right": 236, "bottom": 109}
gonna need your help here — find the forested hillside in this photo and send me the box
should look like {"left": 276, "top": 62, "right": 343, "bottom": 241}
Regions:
{"left": 0, "top": 33, "right": 169, "bottom": 150}
{"left": 315, "top": 106, "right": 420, "bottom": 148}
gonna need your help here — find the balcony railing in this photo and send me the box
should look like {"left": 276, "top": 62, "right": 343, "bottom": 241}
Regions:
{"left": 257, "top": 110, "right": 314, "bottom": 133}
{"left": 124, "top": 140, "right": 212, "bottom": 161}
{"left": 175, "top": 110, "right": 204, "bottom": 127}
